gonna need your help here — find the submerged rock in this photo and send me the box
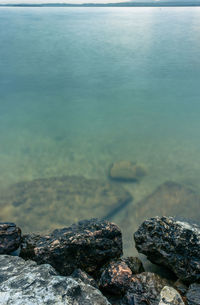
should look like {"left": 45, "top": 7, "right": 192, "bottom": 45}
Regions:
{"left": 119, "top": 181, "right": 200, "bottom": 256}
{"left": 0, "top": 222, "right": 21, "bottom": 254}
{"left": 20, "top": 218, "right": 123, "bottom": 276}
{"left": 0, "top": 175, "right": 132, "bottom": 232}
{"left": 186, "top": 283, "right": 200, "bottom": 305}
{"left": 0, "top": 255, "right": 110, "bottom": 305}
{"left": 159, "top": 286, "right": 185, "bottom": 305}
{"left": 134, "top": 181, "right": 200, "bottom": 224}
{"left": 134, "top": 216, "right": 200, "bottom": 283}
{"left": 109, "top": 161, "right": 147, "bottom": 182}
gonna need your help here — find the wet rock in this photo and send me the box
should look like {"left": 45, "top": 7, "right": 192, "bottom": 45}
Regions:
{"left": 0, "top": 175, "right": 132, "bottom": 232}
{"left": 72, "top": 269, "right": 98, "bottom": 288}
{"left": 122, "top": 257, "right": 144, "bottom": 274}
{"left": 0, "top": 255, "right": 111, "bottom": 305}
{"left": 122, "top": 272, "right": 170, "bottom": 305}
{"left": 20, "top": 218, "right": 123, "bottom": 276}
{"left": 186, "top": 283, "right": 200, "bottom": 305}
{"left": 109, "top": 161, "right": 147, "bottom": 182}
{"left": 0, "top": 222, "right": 21, "bottom": 254}
{"left": 100, "top": 260, "right": 133, "bottom": 295}
{"left": 134, "top": 216, "right": 200, "bottom": 283}
{"left": 159, "top": 286, "right": 185, "bottom": 305}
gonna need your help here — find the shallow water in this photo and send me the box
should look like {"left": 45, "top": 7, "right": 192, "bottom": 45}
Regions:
{"left": 1, "top": 7, "right": 200, "bottom": 253}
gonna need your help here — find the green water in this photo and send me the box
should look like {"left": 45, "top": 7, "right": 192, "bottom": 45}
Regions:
{"left": 1, "top": 7, "right": 200, "bottom": 252}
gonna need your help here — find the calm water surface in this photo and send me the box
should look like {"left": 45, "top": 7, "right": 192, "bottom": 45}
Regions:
{"left": 0, "top": 7, "right": 200, "bottom": 251}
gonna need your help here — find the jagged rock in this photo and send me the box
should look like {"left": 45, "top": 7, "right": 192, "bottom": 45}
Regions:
{"left": 0, "top": 255, "right": 111, "bottom": 305}
{"left": 0, "top": 175, "right": 132, "bottom": 232}
{"left": 20, "top": 219, "right": 123, "bottom": 276}
{"left": 71, "top": 269, "right": 98, "bottom": 288}
{"left": 109, "top": 161, "right": 147, "bottom": 182}
{"left": 122, "top": 257, "right": 144, "bottom": 275}
{"left": 134, "top": 216, "right": 200, "bottom": 283}
{"left": 121, "top": 272, "right": 170, "bottom": 305}
{"left": 100, "top": 260, "right": 132, "bottom": 295}
{"left": 159, "top": 286, "right": 185, "bottom": 305}
{"left": 186, "top": 283, "right": 200, "bottom": 305}
{"left": 0, "top": 222, "right": 21, "bottom": 254}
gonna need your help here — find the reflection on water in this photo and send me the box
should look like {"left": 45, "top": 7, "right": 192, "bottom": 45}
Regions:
{"left": 0, "top": 7, "right": 200, "bottom": 254}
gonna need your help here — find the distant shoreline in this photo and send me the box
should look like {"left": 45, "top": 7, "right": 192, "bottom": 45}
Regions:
{"left": 1, "top": 3, "right": 200, "bottom": 7}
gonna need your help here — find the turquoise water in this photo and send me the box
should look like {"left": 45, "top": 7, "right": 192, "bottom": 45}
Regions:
{"left": 1, "top": 7, "right": 200, "bottom": 244}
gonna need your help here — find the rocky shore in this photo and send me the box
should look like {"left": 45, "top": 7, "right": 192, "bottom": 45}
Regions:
{"left": 0, "top": 216, "right": 200, "bottom": 304}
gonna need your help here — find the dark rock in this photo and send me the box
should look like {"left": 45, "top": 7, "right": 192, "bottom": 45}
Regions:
{"left": 134, "top": 216, "right": 200, "bottom": 283}
{"left": 122, "top": 257, "right": 144, "bottom": 274}
{"left": 0, "top": 175, "right": 132, "bottom": 232}
{"left": 174, "top": 279, "right": 188, "bottom": 297}
{"left": 0, "top": 255, "right": 111, "bottom": 305}
{"left": 158, "top": 286, "right": 185, "bottom": 305}
{"left": 121, "top": 272, "right": 170, "bottom": 305}
{"left": 186, "top": 283, "right": 200, "bottom": 305}
{"left": 109, "top": 161, "right": 147, "bottom": 182}
{"left": 20, "top": 218, "right": 123, "bottom": 276}
{"left": 0, "top": 222, "right": 21, "bottom": 254}
{"left": 100, "top": 260, "right": 132, "bottom": 295}
{"left": 72, "top": 269, "right": 98, "bottom": 288}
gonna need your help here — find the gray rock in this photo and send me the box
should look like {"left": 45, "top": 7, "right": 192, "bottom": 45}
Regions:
{"left": 134, "top": 216, "right": 200, "bottom": 283}
{"left": 0, "top": 222, "right": 21, "bottom": 254}
{"left": 0, "top": 175, "right": 132, "bottom": 232}
{"left": 0, "top": 255, "right": 111, "bottom": 305}
{"left": 20, "top": 219, "right": 123, "bottom": 276}
{"left": 159, "top": 286, "right": 185, "bottom": 305}
{"left": 186, "top": 283, "right": 200, "bottom": 305}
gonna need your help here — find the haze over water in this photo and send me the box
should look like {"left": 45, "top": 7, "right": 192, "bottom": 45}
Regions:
{"left": 1, "top": 7, "right": 200, "bottom": 248}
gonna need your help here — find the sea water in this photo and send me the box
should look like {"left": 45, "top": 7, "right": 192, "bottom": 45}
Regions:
{"left": 0, "top": 7, "right": 200, "bottom": 252}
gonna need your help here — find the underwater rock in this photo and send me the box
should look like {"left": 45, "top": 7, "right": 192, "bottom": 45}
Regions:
{"left": 0, "top": 222, "right": 21, "bottom": 254}
{"left": 121, "top": 272, "right": 170, "bottom": 305}
{"left": 134, "top": 181, "right": 200, "bottom": 224}
{"left": 158, "top": 286, "right": 185, "bottom": 305}
{"left": 20, "top": 218, "right": 123, "bottom": 276}
{"left": 71, "top": 269, "right": 98, "bottom": 288}
{"left": 186, "top": 283, "right": 200, "bottom": 305}
{"left": 0, "top": 175, "right": 132, "bottom": 232}
{"left": 120, "top": 181, "right": 200, "bottom": 256}
{"left": 0, "top": 255, "right": 111, "bottom": 305}
{"left": 109, "top": 161, "right": 147, "bottom": 182}
{"left": 134, "top": 216, "right": 200, "bottom": 283}
{"left": 99, "top": 260, "right": 133, "bottom": 295}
